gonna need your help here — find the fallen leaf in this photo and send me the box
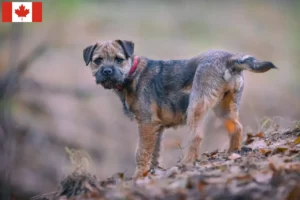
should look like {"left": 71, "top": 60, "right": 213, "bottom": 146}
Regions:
{"left": 260, "top": 148, "right": 273, "bottom": 156}
{"left": 216, "top": 165, "right": 227, "bottom": 172}
{"left": 245, "top": 138, "right": 255, "bottom": 145}
{"left": 294, "top": 136, "right": 300, "bottom": 145}
{"left": 112, "top": 172, "right": 125, "bottom": 180}
{"left": 288, "top": 149, "right": 299, "bottom": 155}
{"left": 273, "top": 147, "right": 289, "bottom": 154}
{"left": 255, "top": 132, "right": 264, "bottom": 138}
{"left": 260, "top": 148, "right": 266, "bottom": 154}
{"left": 265, "top": 150, "right": 272, "bottom": 157}
{"left": 228, "top": 153, "right": 241, "bottom": 160}
{"left": 246, "top": 133, "right": 254, "bottom": 138}
{"left": 197, "top": 181, "right": 207, "bottom": 192}
{"left": 245, "top": 132, "right": 265, "bottom": 145}
{"left": 234, "top": 174, "right": 253, "bottom": 181}
{"left": 210, "top": 149, "right": 218, "bottom": 157}
{"left": 266, "top": 140, "right": 272, "bottom": 146}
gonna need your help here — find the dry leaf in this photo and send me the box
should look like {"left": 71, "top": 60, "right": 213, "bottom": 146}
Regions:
{"left": 197, "top": 181, "right": 207, "bottom": 192}
{"left": 260, "top": 148, "right": 266, "bottom": 154}
{"left": 112, "top": 172, "right": 125, "bottom": 180}
{"left": 260, "top": 148, "right": 273, "bottom": 156}
{"left": 273, "top": 147, "right": 289, "bottom": 154}
{"left": 245, "top": 138, "right": 255, "bottom": 145}
{"left": 294, "top": 136, "right": 300, "bottom": 145}
{"left": 228, "top": 153, "right": 241, "bottom": 160}
{"left": 216, "top": 165, "right": 227, "bottom": 171}
{"left": 245, "top": 132, "right": 264, "bottom": 145}
{"left": 255, "top": 132, "right": 264, "bottom": 138}
{"left": 210, "top": 149, "right": 218, "bottom": 157}
{"left": 234, "top": 174, "right": 253, "bottom": 181}
{"left": 289, "top": 149, "right": 299, "bottom": 155}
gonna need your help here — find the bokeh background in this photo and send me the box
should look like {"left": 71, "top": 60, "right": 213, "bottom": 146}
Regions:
{"left": 0, "top": 0, "right": 300, "bottom": 199}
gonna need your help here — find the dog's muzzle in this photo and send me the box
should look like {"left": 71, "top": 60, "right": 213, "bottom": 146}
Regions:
{"left": 95, "top": 66, "right": 115, "bottom": 84}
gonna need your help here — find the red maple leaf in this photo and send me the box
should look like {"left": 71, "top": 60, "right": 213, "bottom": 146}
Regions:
{"left": 15, "top": 4, "right": 30, "bottom": 21}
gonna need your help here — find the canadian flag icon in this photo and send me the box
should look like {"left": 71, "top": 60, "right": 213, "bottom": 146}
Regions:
{"left": 2, "top": 2, "right": 42, "bottom": 22}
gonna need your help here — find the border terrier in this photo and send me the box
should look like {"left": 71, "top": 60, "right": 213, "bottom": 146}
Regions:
{"left": 83, "top": 40, "right": 276, "bottom": 179}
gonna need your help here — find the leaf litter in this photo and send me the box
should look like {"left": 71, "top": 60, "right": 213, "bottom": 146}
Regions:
{"left": 34, "top": 127, "right": 300, "bottom": 200}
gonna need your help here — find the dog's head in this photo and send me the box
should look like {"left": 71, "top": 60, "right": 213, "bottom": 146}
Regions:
{"left": 83, "top": 40, "right": 134, "bottom": 89}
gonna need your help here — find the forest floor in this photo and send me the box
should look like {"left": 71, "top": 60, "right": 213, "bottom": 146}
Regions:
{"left": 34, "top": 126, "right": 300, "bottom": 200}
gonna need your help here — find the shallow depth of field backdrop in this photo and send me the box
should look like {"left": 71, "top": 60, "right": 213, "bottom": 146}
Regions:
{"left": 0, "top": 0, "right": 300, "bottom": 198}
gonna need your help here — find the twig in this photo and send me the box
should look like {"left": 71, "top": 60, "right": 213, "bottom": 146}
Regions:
{"left": 30, "top": 191, "right": 57, "bottom": 200}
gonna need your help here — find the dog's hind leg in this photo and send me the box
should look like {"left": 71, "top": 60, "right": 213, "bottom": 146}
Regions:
{"left": 181, "top": 85, "right": 222, "bottom": 164}
{"left": 214, "top": 90, "right": 243, "bottom": 152}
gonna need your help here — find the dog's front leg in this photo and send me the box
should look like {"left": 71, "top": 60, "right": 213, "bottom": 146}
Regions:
{"left": 134, "top": 123, "right": 160, "bottom": 179}
{"left": 150, "top": 131, "right": 163, "bottom": 169}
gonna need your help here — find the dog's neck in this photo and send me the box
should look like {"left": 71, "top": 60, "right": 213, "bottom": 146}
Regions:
{"left": 114, "top": 56, "right": 147, "bottom": 120}
{"left": 114, "top": 56, "right": 140, "bottom": 92}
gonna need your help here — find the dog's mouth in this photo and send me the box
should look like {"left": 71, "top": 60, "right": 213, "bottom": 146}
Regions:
{"left": 95, "top": 69, "right": 125, "bottom": 89}
{"left": 98, "top": 79, "right": 123, "bottom": 90}
{"left": 100, "top": 80, "right": 115, "bottom": 89}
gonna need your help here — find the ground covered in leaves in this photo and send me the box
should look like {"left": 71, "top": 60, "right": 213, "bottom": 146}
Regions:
{"left": 35, "top": 127, "right": 300, "bottom": 200}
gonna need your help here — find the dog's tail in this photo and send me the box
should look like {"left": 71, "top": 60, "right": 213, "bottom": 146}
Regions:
{"left": 229, "top": 55, "right": 278, "bottom": 73}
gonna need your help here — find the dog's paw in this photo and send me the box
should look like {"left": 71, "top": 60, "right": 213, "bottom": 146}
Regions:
{"left": 133, "top": 169, "right": 149, "bottom": 180}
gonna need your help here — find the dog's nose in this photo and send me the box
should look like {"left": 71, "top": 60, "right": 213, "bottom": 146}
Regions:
{"left": 102, "top": 67, "right": 113, "bottom": 76}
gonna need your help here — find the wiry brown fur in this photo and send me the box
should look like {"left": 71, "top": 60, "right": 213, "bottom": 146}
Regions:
{"left": 83, "top": 40, "right": 277, "bottom": 179}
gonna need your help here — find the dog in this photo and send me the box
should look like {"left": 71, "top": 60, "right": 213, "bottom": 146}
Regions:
{"left": 83, "top": 40, "right": 276, "bottom": 179}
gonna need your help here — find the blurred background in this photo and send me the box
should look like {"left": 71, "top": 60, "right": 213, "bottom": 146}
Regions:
{"left": 0, "top": 0, "right": 300, "bottom": 199}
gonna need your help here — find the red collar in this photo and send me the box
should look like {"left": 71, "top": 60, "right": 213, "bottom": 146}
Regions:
{"left": 115, "top": 56, "right": 139, "bottom": 91}
{"left": 128, "top": 56, "right": 139, "bottom": 77}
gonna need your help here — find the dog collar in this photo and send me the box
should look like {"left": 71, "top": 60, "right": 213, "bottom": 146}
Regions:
{"left": 128, "top": 56, "right": 139, "bottom": 77}
{"left": 115, "top": 56, "right": 139, "bottom": 91}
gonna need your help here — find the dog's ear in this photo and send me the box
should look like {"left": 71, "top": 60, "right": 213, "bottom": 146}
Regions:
{"left": 83, "top": 44, "right": 97, "bottom": 66}
{"left": 116, "top": 40, "right": 134, "bottom": 59}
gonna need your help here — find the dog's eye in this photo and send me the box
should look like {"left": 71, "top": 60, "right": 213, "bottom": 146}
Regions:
{"left": 115, "top": 57, "right": 124, "bottom": 64}
{"left": 94, "top": 57, "right": 103, "bottom": 65}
